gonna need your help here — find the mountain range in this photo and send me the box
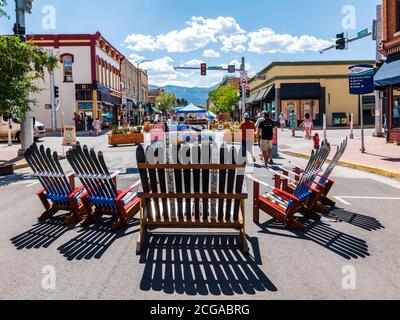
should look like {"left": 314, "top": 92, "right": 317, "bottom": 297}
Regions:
{"left": 148, "top": 84, "right": 219, "bottom": 106}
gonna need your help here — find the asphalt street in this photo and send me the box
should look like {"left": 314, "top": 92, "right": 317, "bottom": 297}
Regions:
{"left": 0, "top": 132, "right": 399, "bottom": 300}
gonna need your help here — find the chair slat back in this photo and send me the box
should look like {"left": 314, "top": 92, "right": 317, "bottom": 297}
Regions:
{"left": 294, "top": 142, "right": 331, "bottom": 200}
{"left": 25, "top": 144, "right": 72, "bottom": 201}
{"left": 320, "top": 137, "right": 348, "bottom": 182}
{"left": 66, "top": 142, "right": 118, "bottom": 209}
{"left": 136, "top": 144, "right": 246, "bottom": 223}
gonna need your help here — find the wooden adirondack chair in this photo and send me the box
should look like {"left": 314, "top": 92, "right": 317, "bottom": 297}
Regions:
{"left": 66, "top": 142, "right": 140, "bottom": 231}
{"left": 251, "top": 144, "right": 331, "bottom": 231}
{"left": 272, "top": 142, "right": 332, "bottom": 219}
{"left": 135, "top": 143, "right": 249, "bottom": 255}
{"left": 283, "top": 138, "right": 348, "bottom": 210}
{"left": 24, "top": 143, "right": 86, "bottom": 224}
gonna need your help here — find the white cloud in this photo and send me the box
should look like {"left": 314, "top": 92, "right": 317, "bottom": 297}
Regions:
{"left": 184, "top": 59, "right": 204, "bottom": 66}
{"left": 248, "top": 27, "right": 332, "bottom": 54}
{"left": 140, "top": 56, "right": 175, "bottom": 73}
{"left": 203, "top": 49, "right": 221, "bottom": 58}
{"left": 124, "top": 34, "right": 158, "bottom": 51}
{"left": 124, "top": 16, "right": 245, "bottom": 53}
{"left": 128, "top": 53, "right": 144, "bottom": 62}
{"left": 219, "top": 34, "right": 248, "bottom": 52}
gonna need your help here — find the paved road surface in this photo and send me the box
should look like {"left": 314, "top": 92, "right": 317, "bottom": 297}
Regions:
{"left": 0, "top": 134, "right": 399, "bottom": 300}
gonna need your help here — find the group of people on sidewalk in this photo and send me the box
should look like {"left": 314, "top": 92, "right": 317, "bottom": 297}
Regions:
{"left": 73, "top": 113, "right": 102, "bottom": 136}
{"left": 239, "top": 111, "right": 319, "bottom": 167}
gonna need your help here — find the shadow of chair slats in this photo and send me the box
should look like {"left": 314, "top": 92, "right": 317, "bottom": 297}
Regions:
{"left": 57, "top": 219, "right": 139, "bottom": 261}
{"left": 139, "top": 233, "right": 277, "bottom": 296}
{"left": 324, "top": 209, "right": 385, "bottom": 231}
{"left": 259, "top": 220, "right": 370, "bottom": 260}
{"left": 10, "top": 215, "right": 75, "bottom": 250}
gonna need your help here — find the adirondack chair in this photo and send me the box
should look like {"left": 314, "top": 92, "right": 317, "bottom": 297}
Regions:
{"left": 24, "top": 143, "right": 86, "bottom": 224}
{"left": 251, "top": 144, "right": 331, "bottom": 231}
{"left": 271, "top": 142, "right": 332, "bottom": 219}
{"left": 135, "top": 143, "right": 249, "bottom": 255}
{"left": 283, "top": 138, "right": 348, "bottom": 210}
{"left": 66, "top": 142, "right": 140, "bottom": 231}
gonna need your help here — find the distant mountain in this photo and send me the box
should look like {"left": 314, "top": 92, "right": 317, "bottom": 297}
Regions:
{"left": 148, "top": 84, "right": 218, "bottom": 106}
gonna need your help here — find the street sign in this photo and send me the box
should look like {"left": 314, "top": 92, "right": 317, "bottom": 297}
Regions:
{"left": 228, "top": 65, "right": 236, "bottom": 73}
{"left": 349, "top": 64, "right": 375, "bottom": 95}
{"left": 241, "top": 78, "right": 248, "bottom": 86}
{"left": 255, "top": 74, "right": 267, "bottom": 81}
{"left": 357, "top": 28, "right": 369, "bottom": 39}
{"left": 208, "top": 66, "right": 223, "bottom": 71}
{"left": 63, "top": 125, "right": 77, "bottom": 146}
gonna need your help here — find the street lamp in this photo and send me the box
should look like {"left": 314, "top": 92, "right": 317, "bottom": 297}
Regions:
{"left": 135, "top": 59, "right": 152, "bottom": 125}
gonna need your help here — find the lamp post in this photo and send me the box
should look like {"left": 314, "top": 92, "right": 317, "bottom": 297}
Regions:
{"left": 135, "top": 59, "right": 152, "bottom": 125}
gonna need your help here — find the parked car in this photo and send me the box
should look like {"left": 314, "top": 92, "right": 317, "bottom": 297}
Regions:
{"left": 0, "top": 116, "right": 46, "bottom": 142}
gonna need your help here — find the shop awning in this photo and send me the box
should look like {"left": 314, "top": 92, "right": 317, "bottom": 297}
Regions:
{"left": 375, "top": 54, "right": 400, "bottom": 87}
{"left": 247, "top": 91, "right": 260, "bottom": 104}
{"left": 280, "top": 83, "right": 323, "bottom": 99}
{"left": 254, "top": 85, "right": 275, "bottom": 102}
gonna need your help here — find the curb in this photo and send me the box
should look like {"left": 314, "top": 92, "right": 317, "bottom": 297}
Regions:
{"left": 12, "top": 154, "right": 67, "bottom": 171}
{"left": 282, "top": 150, "right": 400, "bottom": 180}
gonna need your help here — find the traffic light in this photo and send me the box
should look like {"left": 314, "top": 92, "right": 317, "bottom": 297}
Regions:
{"left": 246, "top": 87, "right": 251, "bottom": 98}
{"left": 239, "top": 86, "right": 243, "bottom": 98}
{"left": 336, "top": 33, "right": 346, "bottom": 50}
{"left": 54, "top": 86, "right": 59, "bottom": 98}
{"left": 200, "top": 63, "right": 207, "bottom": 76}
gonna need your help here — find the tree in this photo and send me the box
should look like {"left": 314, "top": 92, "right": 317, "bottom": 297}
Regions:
{"left": 208, "top": 85, "right": 239, "bottom": 114}
{"left": 176, "top": 98, "right": 188, "bottom": 107}
{"left": 155, "top": 91, "right": 176, "bottom": 114}
{"left": 0, "top": 35, "right": 58, "bottom": 120}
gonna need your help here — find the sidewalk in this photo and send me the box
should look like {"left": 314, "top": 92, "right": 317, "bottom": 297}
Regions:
{"left": 0, "top": 143, "right": 27, "bottom": 170}
{"left": 280, "top": 128, "right": 400, "bottom": 179}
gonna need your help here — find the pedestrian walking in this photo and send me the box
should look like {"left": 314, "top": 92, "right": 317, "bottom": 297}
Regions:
{"left": 288, "top": 110, "right": 297, "bottom": 137}
{"left": 255, "top": 112, "right": 265, "bottom": 161}
{"left": 313, "top": 133, "right": 320, "bottom": 150}
{"left": 279, "top": 113, "right": 286, "bottom": 131}
{"left": 87, "top": 116, "right": 94, "bottom": 136}
{"left": 258, "top": 112, "right": 276, "bottom": 167}
{"left": 239, "top": 113, "right": 256, "bottom": 162}
{"left": 73, "top": 112, "right": 80, "bottom": 130}
{"left": 301, "top": 113, "right": 313, "bottom": 140}
{"left": 93, "top": 118, "right": 102, "bottom": 136}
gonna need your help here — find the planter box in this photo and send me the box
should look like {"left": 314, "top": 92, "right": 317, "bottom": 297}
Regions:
{"left": 108, "top": 133, "right": 144, "bottom": 147}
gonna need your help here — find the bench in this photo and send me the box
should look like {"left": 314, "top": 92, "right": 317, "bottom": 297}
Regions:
{"left": 251, "top": 143, "right": 331, "bottom": 230}
{"left": 25, "top": 143, "right": 86, "bottom": 224}
{"left": 135, "top": 143, "right": 249, "bottom": 255}
{"left": 66, "top": 142, "right": 140, "bottom": 231}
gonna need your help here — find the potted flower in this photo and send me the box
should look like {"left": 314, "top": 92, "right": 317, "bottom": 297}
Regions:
{"left": 108, "top": 126, "right": 144, "bottom": 147}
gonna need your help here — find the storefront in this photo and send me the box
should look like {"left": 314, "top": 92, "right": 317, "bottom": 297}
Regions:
{"left": 375, "top": 53, "right": 400, "bottom": 143}
{"left": 248, "top": 61, "right": 376, "bottom": 127}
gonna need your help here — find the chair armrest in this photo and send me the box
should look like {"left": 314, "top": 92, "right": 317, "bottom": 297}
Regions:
{"left": 272, "top": 188, "right": 300, "bottom": 202}
{"left": 268, "top": 168, "right": 298, "bottom": 183}
{"left": 110, "top": 169, "right": 123, "bottom": 179}
{"left": 68, "top": 186, "right": 87, "bottom": 200}
{"left": 116, "top": 179, "right": 141, "bottom": 202}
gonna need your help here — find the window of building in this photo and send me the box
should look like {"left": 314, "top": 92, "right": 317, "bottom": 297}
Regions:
{"left": 62, "top": 55, "right": 73, "bottom": 82}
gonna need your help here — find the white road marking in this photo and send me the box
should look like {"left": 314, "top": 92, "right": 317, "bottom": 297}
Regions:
{"left": 334, "top": 196, "right": 400, "bottom": 206}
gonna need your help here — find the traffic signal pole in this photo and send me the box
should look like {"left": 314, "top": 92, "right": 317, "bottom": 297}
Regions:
{"left": 15, "top": 0, "right": 34, "bottom": 156}
{"left": 49, "top": 50, "right": 57, "bottom": 133}
{"left": 240, "top": 57, "right": 247, "bottom": 123}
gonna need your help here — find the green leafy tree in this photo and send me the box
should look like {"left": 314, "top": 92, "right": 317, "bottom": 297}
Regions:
{"left": 208, "top": 85, "right": 239, "bottom": 114}
{"left": 155, "top": 91, "right": 176, "bottom": 114}
{"left": 0, "top": 35, "right": 58, "bottom": 120}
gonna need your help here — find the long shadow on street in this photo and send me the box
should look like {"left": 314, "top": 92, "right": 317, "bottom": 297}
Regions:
{"left": 139, "top": 233, "right": 277, "bottom": 296}
{"left": 257, "top": 219, "right": 370, "bottom": 260}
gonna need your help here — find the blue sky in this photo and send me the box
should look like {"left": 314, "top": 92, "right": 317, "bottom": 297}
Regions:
{"left": 0, "top": 0, "right": 381, "bottom": 87}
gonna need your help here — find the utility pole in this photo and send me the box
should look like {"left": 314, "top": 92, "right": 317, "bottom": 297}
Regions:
{"left": 373, "top": 4, "right": 385, "bottom": 138}
{"left": 240, "top": 57, "right": 247, "bottom": 123}
{"left": 15, "top": 0, "right": 34, "bottom": 156}
{"left": 136, "top": 59, "right": 151, "bottom": 125}
{"left": 49, "top": 49, "right": 57, "bottom": 133}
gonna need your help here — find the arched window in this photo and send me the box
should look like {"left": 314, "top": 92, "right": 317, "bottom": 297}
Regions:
{"left": 61, "top": 54, "right": 74, "bottom": 82}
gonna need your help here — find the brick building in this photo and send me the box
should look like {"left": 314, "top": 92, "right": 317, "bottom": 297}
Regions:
{"left": 375, "top": 0, "right": 400, "bottom": 143}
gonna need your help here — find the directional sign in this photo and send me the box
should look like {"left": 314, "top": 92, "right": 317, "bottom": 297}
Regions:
{"left": 241, "top": 78, "right": 248, "bottom": 86}
{"left": 228, "top": 65, "right": 236, "bottom": 73}
{"left": 208, "top": 66, "right": 223, "bottom": 71}
{"left": 357, "top": 28, "right": 369, "bottom": 39}
{"left": 349, "top": 64, "right": 375, "bottom": 95}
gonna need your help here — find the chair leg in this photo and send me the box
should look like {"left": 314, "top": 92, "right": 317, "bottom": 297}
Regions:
{"left": 136, "top": 228, "right": 148, "bottom": 255}
{"left": 301, "top": 208, "right": 322, "bottom": 221}
{"left": 286, "top": 218, "right": 306, "bottom": 231}
{"left": 239, "top": 228, "right": 249, "bottom": 255}
{"left": 38, "top": 207, "right": 57, "bottom": 222}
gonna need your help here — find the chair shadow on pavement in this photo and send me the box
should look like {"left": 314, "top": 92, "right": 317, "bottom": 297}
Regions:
{"left": 258, "top": 220, "right": 370, "bottom": 260}
{"left": 11, "top": 214, "right": 75, "bottom": 250}
{"left": 323, "top": 209, "right": 385, "bottom": 232}
{"left": 139, "top": 233, "right": 277, "bottom": 296}
{"left": 57, "top": 218, "right": 140, "bottom": 261}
